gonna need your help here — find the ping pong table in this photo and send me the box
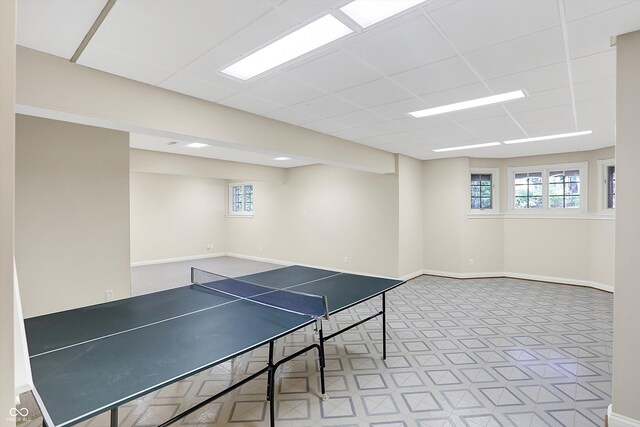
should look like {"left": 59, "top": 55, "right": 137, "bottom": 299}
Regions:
{"left": 24, "top": 265, "right": 405, "bottom": 427}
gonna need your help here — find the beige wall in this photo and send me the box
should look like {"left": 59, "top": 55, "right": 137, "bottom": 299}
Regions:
{"left": 15, "top": 116, "right": 131, "bottom": 317}
{"left": 612, "top": 29, "right": 640, "bottom": 423}
{"left": 398, "top": 155, "right": 423, "bottom": 278}
{"left": 227, "top": 164, "right": 400, "bottom": 277}
{"left": 1, "top": 0, "right": 16, "bottom": 421}
{"left": 423, "top": 148, "right": 615, "bottom": 289}
{"left": 130, "top": 172, "right": 227, "bottom": 263}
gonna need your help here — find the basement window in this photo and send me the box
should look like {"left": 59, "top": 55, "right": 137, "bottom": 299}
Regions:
{"left": 228, "top": 183, "right": 253, "bottom": 216}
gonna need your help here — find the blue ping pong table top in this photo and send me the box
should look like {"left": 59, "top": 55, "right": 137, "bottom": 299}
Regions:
{"left": 25, "top": 265, "right": 404, "bottom": 427}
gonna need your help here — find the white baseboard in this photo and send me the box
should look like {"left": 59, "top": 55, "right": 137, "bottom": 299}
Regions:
{"left": 421, "top": 269, "right": 613, "bottom": 293}
{"left": 399, "top": 270, "right": 426, "bottom": 281}
{"left": 131, "top": 252, "right": 225, "bottom": 267}
{"left": 608, "top": 405, "right": 640, "bottom": 427}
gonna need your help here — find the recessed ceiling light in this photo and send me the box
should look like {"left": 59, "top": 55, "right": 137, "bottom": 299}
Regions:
{"left": 186, "top": 143, "right": 209, "bottom": 148}
{"left": 503, "top": 130, "right": 593, "bottom": 144}
{"left": 221, "top": 14, "right": 353, "bottom": 80}
{"left": 273, "top": 157, "right": 291, "bottom": 161}
{"left": 340, "top": 0, "right": 427, "bottom": 28}
{"left": 432, "top": 142, "right": 502, "bottom": 153}
{"left": 409, "top": 90, "right": 527, "bottom": 118}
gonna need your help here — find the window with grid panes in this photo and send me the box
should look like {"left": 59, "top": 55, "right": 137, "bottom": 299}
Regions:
{"left": 471, "top": 174, "right": 492, "bottom": 209}
{"left": 229, "top": 183, "right": 253, "bottom": 216}
{"left": 607, "top": 165, "right": 616, "bottom": 209}
{"left": 514, "top": 172, "right": 542, "bottom": 209}
{"left": 549, "top": 169, "right": 580, "bottom": 208}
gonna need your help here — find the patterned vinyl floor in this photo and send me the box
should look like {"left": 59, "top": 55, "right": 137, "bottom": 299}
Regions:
{"left": 21, "top": 275, "right": 613, "bottom": 427}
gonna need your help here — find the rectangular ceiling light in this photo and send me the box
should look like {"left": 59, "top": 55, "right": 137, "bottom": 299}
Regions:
{"left": 432, "top": 142, "right": 501, "bottom": 153}
{"left": 409, "top": 90, "right": 527, "bottom": 118}
{"left": 221, "top": 14, "right": 353, "bottom": 80}
{"left": 186, "top": 142, "right": 209, "bottom": 148}
{"left": 340, "top": 0, "right": 426, "bottom": 28}
{"left": 273, "top": 157, "right": 291, "bottom": 161}
{"left": 503, "top": 130, "right": 593, "bottom": 144}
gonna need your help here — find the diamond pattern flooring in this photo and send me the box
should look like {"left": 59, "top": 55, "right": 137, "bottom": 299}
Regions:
{"left": 22, "top": 275, "right": 612, "bottom": 426}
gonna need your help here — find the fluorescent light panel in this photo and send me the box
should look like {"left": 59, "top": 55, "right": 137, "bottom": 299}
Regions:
{"left": 221, "top": 14, "right": 352, "bottom": 80}
{"left": 433, "top": 142, "right": 501, "bottom": 153}
{"left": 503, "top": 130, "right": 593, "bottom": 144}
{"left": 273, "top": 157, "right": 291, "bottom": 161}
{"left": 340, "top": 0, "right": 426, "bottom": 28}
{"left": 409, "top": 90, "right": 527, "bottom": 118}
{"left": 186, "top": 143, "right": 209, "bottom": 148}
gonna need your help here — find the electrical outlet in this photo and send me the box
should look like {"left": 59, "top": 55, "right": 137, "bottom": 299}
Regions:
{"left": 206, "top": 243, "right": 213, "bottom": 250}
{"left": 105, "top": 290, "right": 114, "bottom": 301}
{"left": 343, "top": 256, "right": 349, "bottom": 263}
{"left": 469, "top": 258, "right": 474, "bottom": 266}
{"left": 258, "top": 246, "right": 263, "bottom": 252}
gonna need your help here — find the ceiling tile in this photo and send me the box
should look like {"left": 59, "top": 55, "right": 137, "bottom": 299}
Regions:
{"left": 571, "top": 50, "right": 616, "bottom": 84}
{"left": 345, "top": 13, "right": 456, "bottom": 76}
{"left": 575, "top": 96, "right": 616, "bottom": 117}
{"left": 331, "top": 127, "right": 378, "bottom": 141}
{"left": 421, "top": 82, "right": 492, "bottom": 107}
{"left": 566, "top": 1, "right": 640, "bottom": 59}
{"left": 335, "top": 78, "right": 411, "bottom": 109}
{"left": 329, "top": 110, "right": 383, "bottom": 128}
{"left": 284, "top": 50, "right": 383, "bottom": 93}
{"left": 17, "top": 0, "right": 106, "bottom": 59}
{"left": 563, "top": 0, "right": 635, "bottom": 22}
{"left": 464, "top": 27, "right": 565, "bottom": 80}
{"left": 506, "top": 86, "right": 573, "bottom": 114}
{"left": 430, "top": 0, "right": 560, "bottom": 53}
{"left": 420, "top": 122, "right": 478, "bottom": 143}
{"left": 391, "top": 56, "right": 480, "bottom": 96}
{"left": 274, "top": 0, "right": 344, "bottom": 21}
{"left": 369, "top": 97, "right": 432, "bottom": 120}
{"left": 302, "top": 119, "right": 351, "bottom": 134}
{"left": 521, "top": 117, "right": 576, "bottom": 135}
{"left": 361, "top": 120, "right": 409, "bottom": 137}
{"left": 486, "top": 62, "right": 569, "bottom": 95}
{"left": 449, "top": 105, "right": 509, "bottom": 124}
{"left": 245, "top": 74, "right": 325, "bottom": 106}
{"left": 293, "top": 94, "right": 360, "bottom": 118}
{"left": 395, "top": 115, "right": 453, "bottom": 131}
{"left": 511, "top": 104, "right": 574, "bottom": 125}
{"left": 573, "top": 77, "right": 615, "bottom": 103}
{"left": 460, "top": 115, "right": 525, "bottom": 141}
{"left": 78, "top": 1, "right": 214, "bottom": 84}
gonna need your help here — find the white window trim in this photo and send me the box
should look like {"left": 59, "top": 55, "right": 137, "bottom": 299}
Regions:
{"left": 597, "top": 158, "right": 615, "bottom": 215}
{"left": 469, "top": 167, "right": 500, "bottom": 215}
{"left": 507, "top": 162, "right": 588, "bottom": 216}
{"left": 228, "top": 182, "right": 254, "bottom": 217}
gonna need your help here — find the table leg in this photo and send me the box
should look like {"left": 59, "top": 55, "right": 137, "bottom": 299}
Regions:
{"left": 382, "top": 292, "right": 387, "bottom": 360}
{"left": 317, "top": 320, "right": 328, "bottom": 401}
{"left": 110, "top": 407, "right": 118, "bottom": 427}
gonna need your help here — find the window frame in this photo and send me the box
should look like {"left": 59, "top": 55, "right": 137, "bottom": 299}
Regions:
{"left": 597, "top": 159, "right": 615, "bottom": 214}
{"left": 507, "top": 162, "right": 588, "bottom": 216}
{"left": 469, "top": 168, "right": 500, "bottom": 215}
{"left": 228, "top": 182, "right": 254, "bottom": 217}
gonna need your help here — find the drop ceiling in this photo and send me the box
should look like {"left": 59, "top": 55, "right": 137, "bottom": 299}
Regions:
{"left": 16, "top": 0, "right": 640, "bottom": 167}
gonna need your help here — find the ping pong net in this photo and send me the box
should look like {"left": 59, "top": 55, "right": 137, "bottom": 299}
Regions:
{"left": 191, "top": 267, "right": 329, "bottom": 320}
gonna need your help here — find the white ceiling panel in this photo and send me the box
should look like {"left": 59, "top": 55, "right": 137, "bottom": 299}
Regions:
{"left": 245, "top": 74, "right": 325, "bottom": 107}
{"left": 449, "top": 105, "right": 509, "bottom": 124}
{"left": 285, "top": 49, "right": 383, "bottom": 93}
{"left": 464, "top": 27, "right": 565, "bottom": 80}
{"left": 120, "top": 0, "right": 274, "bottom": 44}
{"left": 567, "top": 1, "right": 640, "bottom": 59}
{"left": 421, "top": 83, "right": 492, "bottom": 107}
{"left": 391, "top": 56, "right": 480, "bottom": 96}
{"left": 573, "top": 77, "right": 615, "bottom": 103}
{"left": 273, "top": 0, "right": 344, "bottom": 22}
{"left": 563, "top": 0, "right": 635, "bottom": 22}
{"left": 511, "top": 104, "right": 574, "bottom": 125}
{"left": 369, "top": 98, "right": 432, "bottom": 121}
{"left": 394, "top": 115, "right": 452, "bottom": 131}
{"left": 575, "top": 97, "right": 616, "bottom": 117}
{"left": 420, "top": 122, "right": 478, "bottom": 144}
{"left": 335, "top": 78, "right": 411, "bottom": 109}
{"left": 17, "top": 0, "right": 106, "bottom": 59}
{"left": 521, "top": 117, "right": 576, "bottom": 135}
{"left": 329, "top": 110, "right": 383, "bottom": 128}
{"left": 331, "top": 126, "right": 378, "bottom": 142}
{"left": 430, "top": 0, "right": 559, "bottom": 53}
{"left": 345, "top": 13, "right": 456, "bottom": 76}
{"left": 78, "top": 1, "right": 213, "bottom": 84}
{"left": 302, "top": 119, "right": 351, "bottom": 134}
{"left": 571, "top": 50, "right": 616, "bottom": 84}
{"left": 292, "top": 94, "right": 360, "bottom": 119}
{"left": 506, "top": 86, "right": 573, "bottom": 114}
{"left": 361, "top": 120, "right": 409, "bottom": 137}
{"left": 460, "top": 115, "right": 526, "bottom": 141}
{"left": 264, "top": 107, "right": 320, "bottom": 126}
{"left": 486, "top": 62, "right": 569, "bottom": 95}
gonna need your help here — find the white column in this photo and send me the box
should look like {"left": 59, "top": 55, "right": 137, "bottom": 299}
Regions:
{"left": 611, "top": 29, "right": 640, "bottom": 426}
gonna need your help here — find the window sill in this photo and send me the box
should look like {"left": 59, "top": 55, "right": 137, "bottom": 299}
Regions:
{"left": 467, "top": 213, "right": 614, "bottom": 221}
{"left": 226, "top": 214, "right": 254, "bottom": 219}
